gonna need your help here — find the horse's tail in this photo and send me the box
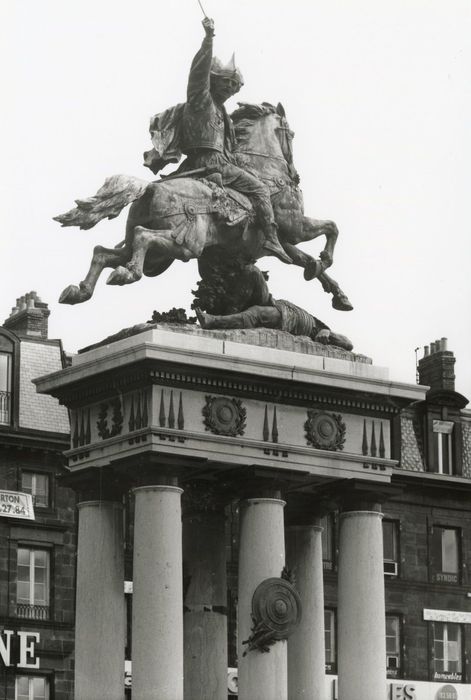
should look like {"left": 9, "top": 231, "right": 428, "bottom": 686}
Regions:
{"left": 53, "top": 174, "right": 149, "bottom": 230}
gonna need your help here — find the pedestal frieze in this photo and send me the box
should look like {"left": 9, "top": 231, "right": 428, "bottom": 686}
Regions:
{"left": 304, "top": 410, "right": 346, "bottom": 451}
{"left": 203, "top": 395, "right": 247, "bottom": 436}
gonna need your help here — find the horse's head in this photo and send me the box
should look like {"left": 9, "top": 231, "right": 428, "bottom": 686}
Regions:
{"left": 231, "top": 102, "right": 295, "bottom": 171}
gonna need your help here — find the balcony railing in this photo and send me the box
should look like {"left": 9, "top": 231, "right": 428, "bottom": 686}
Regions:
{"left": 16, "top": 603, "right": 50, "bottom": 620}
{"left": 0, "top": 391, "right": 11, "bottom": 424}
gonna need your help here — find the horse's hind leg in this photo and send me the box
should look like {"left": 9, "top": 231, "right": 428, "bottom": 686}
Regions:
{"left": 107, "top": 226, "right": 193, "bottom": 286}
{"left": 59, "top": 245, "right": 129, "bottom": 304}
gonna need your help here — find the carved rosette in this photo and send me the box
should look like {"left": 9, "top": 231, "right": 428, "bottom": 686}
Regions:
{"left": 304, "top": 410, "right": 346, "bottom": 451}
{"left": 202, "top": 395, "right": 246, "bottom": 436}
{"left": 242, "top": 572, "right": 302, "bottom": 655}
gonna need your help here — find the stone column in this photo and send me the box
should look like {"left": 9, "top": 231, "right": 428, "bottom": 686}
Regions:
{"left": 183, "top": 504, "right": 227, "bottom": 700}
{"left": 238, "top": 497, "right": 287, "bottom": 700}
{"left": 132, "top": 484, "right": 184, "bottom": 700}
{"left": 286, "top": 522, "right": 325, "bottom": 700}
{"left": 75, "top": 500, "right": 125, "bottom": 700}
{"left": 337, "top": 508, "right": 386, "bottom": 700}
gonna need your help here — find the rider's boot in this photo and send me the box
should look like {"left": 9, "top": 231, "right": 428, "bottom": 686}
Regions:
{"left": 260, "top": 222, "right": 292, "bottom": 264}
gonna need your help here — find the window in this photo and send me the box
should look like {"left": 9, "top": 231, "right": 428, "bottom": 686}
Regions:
{"left": 324, "top": 609, "right": 336, "bottom": 673}
{"left": 0, "top": 351, "right": 12, "bottom": 424}
{"left": 17, "top": 548, "right": 50, "bottom": 620}
{"left": 386, "top": 615, "right": 401, "bottom": 677}
{"left": 432, "top": 622, "right": 463, "bottom": 682}
{"left": 433, "top": 420, "right": 454, "bottom": 475}
{"left": 431, "top": 526, "right": 460, "bottom": 584}
{"left": 321, "top": 514, "right": 335, "bottom": 571}
{"left": 21, "top": 472, "right": 50, "bottom": 508}
{"left": 383, "top": 520, "right": 399, "bottom": 576}
{"left": 15, "top": 676, "right": 50, "bottom": 700}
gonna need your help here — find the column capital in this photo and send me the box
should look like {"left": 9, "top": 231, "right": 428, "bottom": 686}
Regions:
{"left": 312, "top": 479, "right": 403, "bottom": 514}
{"left": 132, "top": 484, "right": 183, "bottom": 496}
{"left": 182, "top": 479, "right": 232, "bottom": 517}
{"left": 285, "top": 492, "right": 331, "bottom": 527}
{"left": 62, "top": 466, "right": 131, "bottom": 502}
{"left": 340, "top": 510, "right": 384, "bottom": 521}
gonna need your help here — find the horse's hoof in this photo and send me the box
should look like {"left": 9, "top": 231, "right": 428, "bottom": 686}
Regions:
{"left": 332, "top": 293, "right": 354, "bottom": 311}
{"left": 106, "top": 266, "right": 135, "bottom": 285}
{"left": 303, "top": 259, "right": 323, "bottom": 281}
{"left": 59, "top": 284, "right": 90, "bottom": 305}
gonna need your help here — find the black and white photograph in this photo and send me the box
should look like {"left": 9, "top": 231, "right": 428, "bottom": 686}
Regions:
{"left": 1, "top": 1, "right": 470, "bottom": 698}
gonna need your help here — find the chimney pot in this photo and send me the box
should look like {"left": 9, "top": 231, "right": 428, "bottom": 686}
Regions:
{"left": 3, "top": 292, "right": 50, "bottom": 339}
{"left": 424, "top": 345, "right": 430, "bottom": 357}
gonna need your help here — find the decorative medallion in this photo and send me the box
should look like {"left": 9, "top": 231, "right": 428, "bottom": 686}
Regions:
{"left": 96, "top": 397, "right": 123, "bottom": 440}
{"left": 304, "top": 410, "right": 346, "bottom": 451}
{"left": 203, "top": 396, "right": 246, "bottom": 436}
{"left": 242, "top": 568, "right": 302, "bottom": 655}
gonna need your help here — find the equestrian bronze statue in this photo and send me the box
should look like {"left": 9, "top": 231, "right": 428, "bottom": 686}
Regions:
{"left": 55, "top": 18, "right": 352, "bottom": 314}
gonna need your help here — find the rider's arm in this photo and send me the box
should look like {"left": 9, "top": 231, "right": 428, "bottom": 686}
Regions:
{"left": 187, "top": 19, "right": 214, "bottom": 108}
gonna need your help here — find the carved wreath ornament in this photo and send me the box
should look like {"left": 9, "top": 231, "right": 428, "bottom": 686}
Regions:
{"left": 242, "top": 568, "right": 302, "bottom": 655}
{"left": 202, "top": 396, "right": 246, "bottom": 436}
{"left": 304, "top": 410, "right": 346, "bottom": 451}
{"left": 96, "top": 398, "right": 123, "bottom": 440}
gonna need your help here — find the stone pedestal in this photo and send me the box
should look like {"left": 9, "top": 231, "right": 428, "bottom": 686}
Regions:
{"left": 132, "top": 485, "right": 184, "bottom": 700}
{"left": 286, "top": 523, "right": 325, "bottom": 700}
{"left": 183, "top": 508, "right": 227, "bottom": 700}
{"left": 35, "top": 324, "right": 425, "bottom": 700}
{"left": 75, "top": 501, "right": 125, "bottom": 700}
{"left": 337, "top": 509, "right": 386, "bottom": 700}
{"left": 238, "top": 498, "right": 287, "bottom": 700}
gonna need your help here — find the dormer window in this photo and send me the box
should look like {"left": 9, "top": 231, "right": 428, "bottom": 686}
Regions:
{"left": 433, "top": 420, "right": 454, "bottom": 475}
{"left": 0, "top": 334, "right": 14, "bottom": 425}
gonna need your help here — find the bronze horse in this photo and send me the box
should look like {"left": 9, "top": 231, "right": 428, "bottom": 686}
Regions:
{"left": 56, "top": 102, "right": 352, "bottom": 310}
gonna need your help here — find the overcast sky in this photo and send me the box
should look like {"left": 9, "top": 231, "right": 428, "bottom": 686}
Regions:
{"left": 1, "top": 0, "right": 470, "bottom": 397}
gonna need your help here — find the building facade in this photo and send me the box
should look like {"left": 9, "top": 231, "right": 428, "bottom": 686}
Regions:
{"left": 320, "top": 339, "right": 471, "bottom": 700}
{"left": 0, "top": 293, "right": 74, "bottom": 700}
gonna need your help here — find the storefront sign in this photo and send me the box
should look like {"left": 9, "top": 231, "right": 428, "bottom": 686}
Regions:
{"left": 0, "top": 491, "right": 34, "bottom": 520}
{"left": 390, "top": 684, "right": 416, "bottom": 699}
{"left": 424, "top": 609, "right": 471, "bottom": 624}
{"left": 0, "top": 631, "right": 40, "bottom": 669}
{"left": 433, "top": 672, "right": 462, "bottom": 684}
{"left": 436, "top": 686, "right": 458, "bottom": 700}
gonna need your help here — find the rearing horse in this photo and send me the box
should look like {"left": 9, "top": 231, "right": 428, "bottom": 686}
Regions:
{"left": 56, "top": 102, "right": 352, "bottom": 310}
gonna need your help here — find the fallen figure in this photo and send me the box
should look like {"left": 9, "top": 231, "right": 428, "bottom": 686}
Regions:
{"left": 195, "top": 297, "right": 353, "bottom": 351}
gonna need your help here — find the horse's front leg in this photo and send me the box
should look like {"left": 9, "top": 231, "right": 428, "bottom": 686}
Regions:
{"left": 302, "top": 216, "right": 339, "bottom": 268}
{"left": 318, "top": 270, "right": 354, "bottom": 311}
{"left": 280, "top": 241, "right": 353, "bottom": 311}
{"left": 59, "top": 245, "right": 129, "bottom": 304}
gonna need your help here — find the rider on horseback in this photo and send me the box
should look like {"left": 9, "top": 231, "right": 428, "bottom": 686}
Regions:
{"left": 181, "top": 17, "right": 290, "bottom": 264}
{"left": 149, "top": 17, "right": 290, "bottom": 265}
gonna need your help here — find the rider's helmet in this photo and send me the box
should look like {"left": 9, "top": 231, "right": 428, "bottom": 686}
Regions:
{"left": 210, "top": 53, "right": 244, "bottom": 92}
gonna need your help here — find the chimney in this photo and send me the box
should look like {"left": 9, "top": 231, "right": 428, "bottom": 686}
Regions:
{"left": 3, "top": 291, "right": 50, "bottom": 339}
{"left": 417, "top": 337, "right": 455, "bottom": 392}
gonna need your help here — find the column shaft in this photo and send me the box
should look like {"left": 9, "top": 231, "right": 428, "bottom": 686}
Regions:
{"left": 238, "top": 498, "right": 287, "bottom": 700}
{"left": 132, "top": 485, "right": 184, "bottom": 700}
{"left": 75, "top": 501, "right": 125, "bottom": 700}
{"left": 183, "top": 510, "right": 227, "bottom": 700}
{"left": 337, "top": 510, "right": 386, "bottom": 700}
{"left": 286, "top": 524, "right": 325, "bottom": 699}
